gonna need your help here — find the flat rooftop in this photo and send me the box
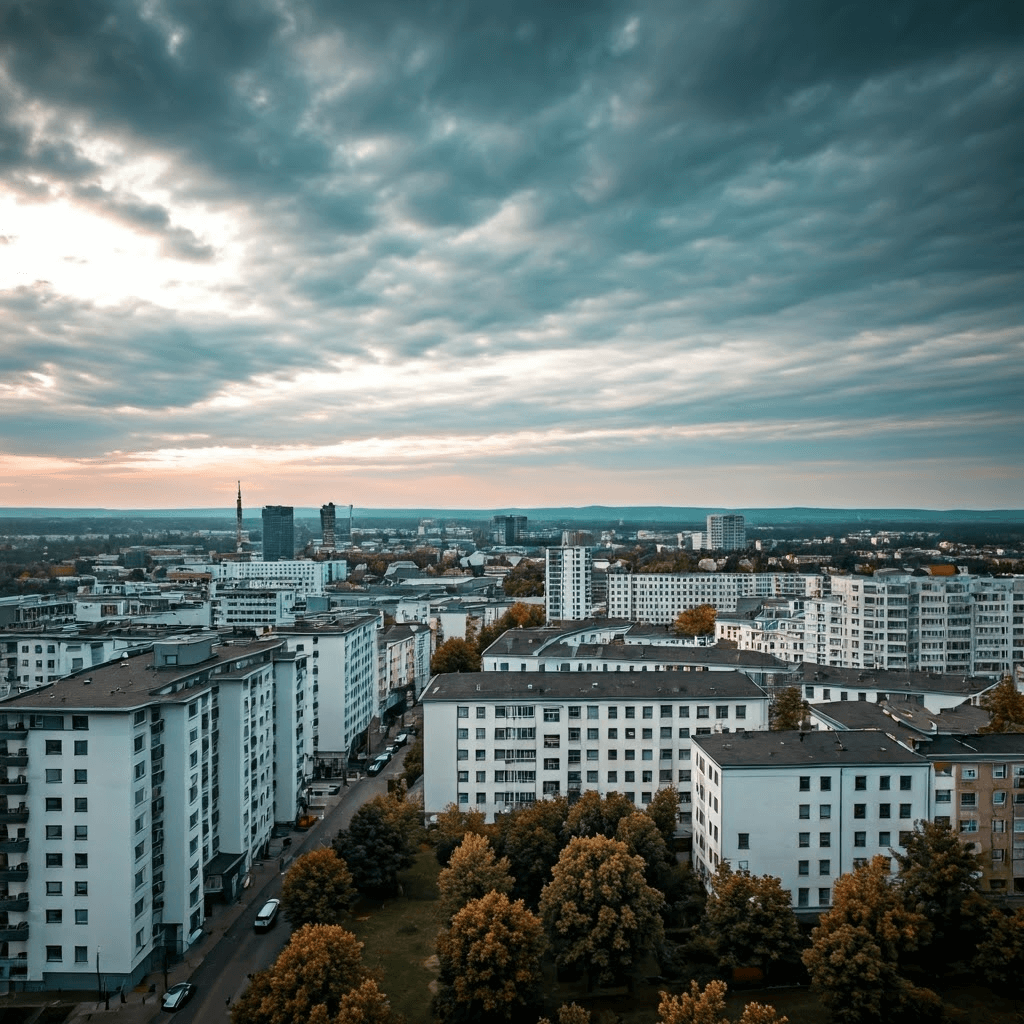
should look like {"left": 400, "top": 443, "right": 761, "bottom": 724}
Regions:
{"left": 694, "top": 729, "right": 926, "bottom": 767}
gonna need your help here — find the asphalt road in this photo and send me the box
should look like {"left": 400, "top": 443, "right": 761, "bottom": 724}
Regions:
{"left": 151, "top": 744, "right": 413, "bottom": 1023}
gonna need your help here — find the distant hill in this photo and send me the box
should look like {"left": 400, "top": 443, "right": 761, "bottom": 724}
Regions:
{"left": 0, "top": 506, "right": 1022, "bottom": 525}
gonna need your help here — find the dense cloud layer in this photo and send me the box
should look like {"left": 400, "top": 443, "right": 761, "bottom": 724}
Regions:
{"left": 0, "top": 0, "right": 1021, "bottom": 507}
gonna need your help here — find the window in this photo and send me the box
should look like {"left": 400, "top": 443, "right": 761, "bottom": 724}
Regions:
{"left": 45, "top": 797, "right": 62, "bottom": 812}
{"left": 608, "top": 707, "right": 618, "bottom": 719}
{"left": 992, "top": 764, "right": 1007, "bottom": 779}
{"left": 736, "top": 705, "right": 746, "bottom": 719}
{"left": 543, "top": 708, "right": 560, "bottom": 722}
{"left": 798, "top": 860, "right": 809, "bottom": 876}
{"left": 818, "top": 888, "right": 831, "bottom": 905}
{"left": 899, "top": 775, "right": 912, "bottom": 791}
{"left": 898, "top": 831, "right": 913, "bottom": 846}
{"left": 661, "top": 705, "right": 673, "bottom": 718}
{"left": 992, "top": 819, "right": 1006, "bottom": 833}
{"left": 476, "top": 707, "right": 486, "bottom": 719}
{"left": 878, "top": 831, "right": 891, "bottom": 847}
{"left": 819, "top": 859, "right": 831, "bottom": 875}
{"left": 854, "top": 803, "right": 866, "bottom": 818}
{"left": 46, "top": 946, "right": 63, "bottom": 962}
{"left": 75, "top": 853, "right": 88, "bottom": 868}
{"left": 587, "top": 706, "right": 599, "bottom": 720}
{"left": 46, "top": 853, "right": 63, "bottom": 867}
{"left": 962, "top": 768, "right": 977, "bottom": 780}
{"left": 72, "top": 715, "right": 88, "bottom": 730}
{"left": 46, "top": 768, "right": 62, "bottom": 783}
{"left": 960, "top": 793, "right": 977, "bottom": 807}
{"left": 625, "top": 707, "right": 635, "bottom": 719}
{"left": 457, "top": 728, "right": 469, "bottom": 740}
{"left": 475, "top": 728, "right": 485, "bottom": 740}
{"left": 587, "top": 728, "right": 599, "bottom": 740}
{"left": 879, "top": 803, "right": 891, "bottom": 819}
{"left": 899, "top": 803, "right": 912, "bottom": 819}
{"left": 820, "top": 777, "right": 831, "bottom": 791}
{"left": 586, "top": 771, "right": 598, "bottom": 783}
{"left": 854, "top": 831, "right": 866, "bottom": 847}
{"left": 74, "top": 769, "right": 87, "bottom": 784}
{"left": 607, "top": 771, "right": 618, "bottom": 783}
{"left": 74, "top": 797, "right": 88, "bottom": 812}
{"left": 75, "top": 947, "right": 88, "bottom": 964}
{"left": 820, "top": 804, "right": 831, "bottom": 819}
{"left": 799, "top": 804, "right": 810, "bottom": 819}
{"left": 798, "top": 832, "right": 810, "bottom": 847}
{"left": 820, "top": 832, "right": 831, "bottom": 847}
{"left": 75, "top": 881, "right": 88, "bottom": 896}
{"left": 798, "top": 888, "right": 809, "bottom": 908}
{"left": 458, "top": 771, "right": 469, "bottom": 783}
{"left": 47, "top": 881, "right": 62, "bottom": 895}
{"left": 457, "top": 707, "right": 468, "bottom": 718}
{"left": 75, "top": 825, "right": 88, "bottom": 840}
{"left": 46, "top": 825, "right": 62, "bottom": 839}
{"left": 642, "top": 706, "right": 653, "bottom": 719}
{"left": 134, "top": 761, "right": 146, "bottom": 780}
{"left": 46, "top": 909, "right": 63, "bottom": 923}
{"left": 75, "top": 909, "right": 88, "bottom": 925}
{"left": 738, "top": 833, "right": 749, "bottom": 849}
{"left": 641, "top": 728, "right": 653, "bottom": 740}
{"left": 134, "top": 734, "right": 145, "bottom": 752}
{"left": 879, "top": 776, "right": 891, "bottom": 790}
{"left": 960, "top": 819, "right": 979, "bottom": 833}
{"left": 715, "top": 706, "right": 729, "bottom": 719}
{"left": 543, "top": 758, "right": 560, "bottom": 770}
{"left": 45, "top": 739, "right": 62, "bottom": 754}
{"left": 855, "top": 775, "right": 866, "bottom": 790}
{"left": 135, "top": 841, "right": 145, "bottom": 860}
{"left": 799, "top": 776, "right": 810, "bottom": 791}
{"left": 569, "top": 706, "right": 581, "bottom": 718}
{"left": 994, "top": 791, "right": 1007, "bottom": 806}
{"left": 74, "top": 740, "right": 87, "bottom": 755}
{"left": 935, "top": 790, "right": 951, "bottom": 803}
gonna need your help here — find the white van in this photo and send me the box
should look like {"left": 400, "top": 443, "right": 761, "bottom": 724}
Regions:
{"left": 254, "top": 898, "right": 280, "bottom": 932}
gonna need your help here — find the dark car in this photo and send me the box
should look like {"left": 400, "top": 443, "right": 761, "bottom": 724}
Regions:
{"left": 395, "top": 731, "right": 409, "bottom": 747}
{"left": 162, "top": 982, "right": 196, "bottom": 1012}
{"left": 366, "top": 754, "right": 390, "bottom": 776}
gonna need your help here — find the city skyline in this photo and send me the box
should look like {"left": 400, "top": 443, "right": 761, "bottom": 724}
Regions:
{"left": 1, "top": 2, "right": 1021, "bottom": 510}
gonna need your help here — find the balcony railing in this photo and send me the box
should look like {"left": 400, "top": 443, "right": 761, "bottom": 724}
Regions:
{"left": 0, "top": 924, "right": 28, "bottom": 941}
{"left": 0, "top": 782, "right": 27, "bottom": 796}
{"left": 0, "top": 894, "right": 28, "bottom": 912}
{"left": 0, "top": 867, "right": 28, "bottom": 882}
{"left": 0, "top": 839, "right": 28, "bottom": 854}
{"left": 0, "top": 809, "right": 28, "bottom": 824}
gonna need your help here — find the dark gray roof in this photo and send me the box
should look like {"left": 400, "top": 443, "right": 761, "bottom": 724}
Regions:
{"left": 423, "top": 670, "right": 765, "bottom": 703}
{"left": 808, "top": 698, "right": 990, "bottom": 737}
{"left": 0, "top": 638, "right": 284, "bottom": 712}
{"left": 920, "top": 734, "right": 1024, "bottom": 759}
{"left": 694, "top": 729, "right": 926, "bottom": 767}
{"left": 798, "top": 663, "right": 998, "bottom": 697}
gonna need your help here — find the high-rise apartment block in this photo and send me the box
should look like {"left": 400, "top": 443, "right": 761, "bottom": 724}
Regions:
{"left": 320, "top": 503, "right": 336, "bottom": 548}
{"left": 545, "top": 546, "right": 593, "bottom": 622}
{"left": 260, "top": 506, "right": 294, "bottom": 562}
{"left": 491, "top": 515, "right": 528, "bottom": 545}
{"left": 706, "top": 514, "right": 746, "bottom": 550}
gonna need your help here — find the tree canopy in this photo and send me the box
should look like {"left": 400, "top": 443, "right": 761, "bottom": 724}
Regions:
{"left": 978, "top": 675, "right": 1024, "bottom": 733}
{"left": 333, "top": 793, "right": 420, "bottom": 895}
{"left": 769, "top": 687, "right": 808, "bottom": 731}
{"left": 540, "top": 835, "right": 664, "bottom": 988}
{"left": 659, "top": 980, "right": 789, "bottom": 1024}
{"left": 437, "top": 832, "right": 514, "bottom": 923}
{"left": 433, "top": 802, "right": 489, "bottom": 865}
{"left": 230, "top": 924, "right": 391, "bottom": 1024}
{"left": 491, "top": 795, "right": 570, "bottom": 907}
{"left": 476, "top": 601, "right": 546, "bottom": 655}
{"left": 673, "top": 604, "right": 717, "bottom": 637}
{"left": 430, "top": 637, "right": 481, "bottom": 674}
{"left": 563, "top": 789, "right": 636, "bottom": 840}
{"left": 435, "top": 891, "right": 546, "bottom": 1023}
{"left": 281, "top": 847, "right": 355, "bottom": 929}
{"left": 645, "top": 786, "right": 681, "bottom": 849}
{"left": 702, "top": 863, "right": 802, "bottom": 977}
{"left": 501, "top": 563, "right": 546, "bottom": 597}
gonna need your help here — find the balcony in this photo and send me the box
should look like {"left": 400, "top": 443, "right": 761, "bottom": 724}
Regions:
{"left": 0, "top": 809, "right": 28, "bottom": 825}
{"left": 0, "top": 894, "right": 28, "bottom": 912}
{"left": 0, "top": 781, "right": 27, "bottom": 796}
{"left": 0, "top": 839, "right": 28, "bottom": 854}
{"left": 0, "top": 923, "right": 28, "bottom": 941}
{"left": 0, "top": 866, "right": 28, "bottom": 882}
{"left": 0, "top": 728, "right": 27, "bottom": 742}
{"left": 0, "top": 755, "right": 27, "bottom": 769}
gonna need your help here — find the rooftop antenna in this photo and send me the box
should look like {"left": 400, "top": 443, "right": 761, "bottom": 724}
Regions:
{"left": 236, "top": 481, "right": 244, "bottom": 553}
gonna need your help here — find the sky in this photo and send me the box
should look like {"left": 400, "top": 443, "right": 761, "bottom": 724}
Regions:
{"left": 0, "top": 1, "right": 1021, "bottom": 512}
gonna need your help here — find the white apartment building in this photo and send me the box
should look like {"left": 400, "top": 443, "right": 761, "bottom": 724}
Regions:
{"left": 721, "top": 571, "right": 1024, "bottom": 676}
{"left": 691, "top": 731, "right": 931, "bottom": 913}
{"left": 422, "top": 670, "right": 769, "bottom": 825}
{"left": 378, "top": 623, "right": 433, "bottom": 706}
{"left": 74, "top": 589, "right": 210, "bottom": 628}
{"left": 706, "top": 514, "right": 746, "bottom": 551}
{"left": 0, "top": 596, "right": 76, "bottom": 629}
{"left": 211, "top": 583, "right": 297, "bottom": 629}
{"left": 0, "top": 634, "right": 309, "bottom": 992}
{"left": 274, "top": 614, "right": 379, "bottom": 767}
{"left": 212, "top": 559, "right": 347, "bottom": 594}
{"left": 481, "top": 625, "right": 798, "bottom": 690}
{"left": 545, "top": 547, "right": 593, "bottom": 622}
{"left": 607, "top": 572, "right": 825, "bottom": 624}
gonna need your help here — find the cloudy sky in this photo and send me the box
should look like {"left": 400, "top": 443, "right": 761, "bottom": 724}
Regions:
{"left": 1, "top": 1, "right": 1021, "bottom": 511}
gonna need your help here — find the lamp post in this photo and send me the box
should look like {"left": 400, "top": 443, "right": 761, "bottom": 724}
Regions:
{"left": 95, "top": 948, "right": 101, "bottom": 1004}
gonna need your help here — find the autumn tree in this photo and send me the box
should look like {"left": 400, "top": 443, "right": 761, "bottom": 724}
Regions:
{"left": 476, "top": 601, "right": 546, "bottom": 656}
{"left": 802, "top": 857, "right": 942, "bottom": 1024}
{"left": 281, "top": 847, "right": 355, "bottom": 928}
{"left": 334, "top": 978, "right": 400, "bottom": 1024}
{"left": 978, "top": 675, "right": 1024, "bottom": 732}
{"left": 892, "top": 819, "right": 986, "bottom": 972}
{"left": 769, "top": 687, "right": 808, "bottom": 731}
{"left": 431, "top": 637, "right": 482, "bottom": 674}
{"left": 502, "top": 562, "right": 545, "bottom": 598}
{"left": 702, "top": 863, "right": 802, "bottom": 978}
{"left": 564, "top": 789, "right": 636, "bottom": 840}
{"left": 674, "top": 604, "right": 717, "bottom": 637}
{"left": 230, "top": 924, "right": 391, "bottom": 1024}
{"left": 437, "top": 832, "right": 514, "bottom": 922}
{"left": 615, "top": 812, "right": 672, "bottom": 890}
{"left": 491, "top": 795, "right": 569, "bottom": 907}
{"left": 658, "top": 980, "right": 788, "bottom": 1024}
{"left": 646, "top": 786, "right": 680, "bottom": 849}
{"left": 333, "top": 793, "right": 420, "bottom": 895}
{"left": 540, "top": 835, "right": 664, "bottom": 988}
{"left": 434, "top": 891, "right": 546, "bottom": 1023}
{"left": 538, "top": 1004, "right": 591, "bottom": 1024}
{"left": 434, "top": 802, "right": 490, "bottom": 865}
{"left": 972, "top": 904, "right": 1024, "bottom": 993}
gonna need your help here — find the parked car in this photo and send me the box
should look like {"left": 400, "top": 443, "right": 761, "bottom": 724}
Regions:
{"left": 254, "top": 898, "right": 281, "bottom": 932}
{"left": 395, "top": 731, "right": 409, "bottom": 746}
{"left": 162, "top": 982, "right": 196, "bottom": 1013}
{"left": 384, "top": 742, "right": 399, "bottom": 756}
{"left": 366, "top": 755, "right": 390, "bottom": 776}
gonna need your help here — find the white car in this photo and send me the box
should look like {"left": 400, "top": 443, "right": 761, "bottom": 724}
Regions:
{"left": 162, "top": 982, "right": 196, "bottom": 1012}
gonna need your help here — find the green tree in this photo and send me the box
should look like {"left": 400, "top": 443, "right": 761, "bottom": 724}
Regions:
{"left": 492, "top": 795, "right": 569, "bottom": 907}
{"left": 401, "top": 736, "right": 423, "bottom": 787}
{"left": 333, "top": 793, "right": 419, "bottom": 895}
{"left": 978, "top": 675, "right": 1024, "bottom": 732}
{"left": 540, "top": 835, "right": 664, "bottom": 988}
{"left": 702, "top": 863, "right": 801, "bottom": 978}
{"left": 892, "top": 819, "right": 985, "bottom": 972}
{"left": 564, "top": 790, "right": 636, "bottom": 840}
{"left": 230, "top": 924, "right": 381, "bottom": 1024}
{"left": 435, "top": 891, "right": 546, "bottom": 1023}
{"left": 281, "top": 848, "right": 356, "bottom": 928}
{"left": 972, "top": 904, "right": 1024, "bottom": 993}
{"left": 431, "top": 637, "right": 481, "bottom": 674}
{"left": 437, "top": 832, "right": 515, "bottom": 923}
{"left": 674, "top": 604, "right": 717, "bottom": 637}
{"left": 502, "top": 562, "right": 545, "bottom": 598}
{"left": 646, "top": 787, "right": 681, "bottom": 849}
{"left": 769, "top": 687, "right": 808, "bottom": 731}
{"left": 802, "top": 857, "right": 941, "bottom": 1024}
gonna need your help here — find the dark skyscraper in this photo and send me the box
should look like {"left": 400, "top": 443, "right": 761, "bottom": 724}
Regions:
{"left": 261, "top": 505, "right": 294, "bottom": 561}
{"left": 320, "top": 502, "right": 336, "bottom": 548}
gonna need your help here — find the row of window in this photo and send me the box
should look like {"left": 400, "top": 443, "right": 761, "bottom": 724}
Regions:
{"left": 463, "top": 726, "right": 708, "bottom": 742}
{"left": 798, "top": 803, "right": 914, "bottom": 819}
{"left": 44, "top": 853, "right": 89, "bottom": 867}
{"left": 43, "top": 740, "right": 88, "bottom": 755}
{"left": 44, "top": 769, "right": 88, "bottom": 783}
{"left": 799, "top": 774, "right": 914, "bottom": 792}
{"left": 458, "top": 704, "right": 747, "bottom": 720}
